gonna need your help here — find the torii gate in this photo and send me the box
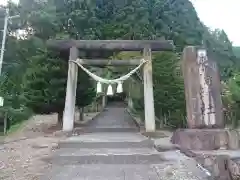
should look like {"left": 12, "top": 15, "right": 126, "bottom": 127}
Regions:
{"left": 46, "top": 40, "right": 174, "bottom": 132}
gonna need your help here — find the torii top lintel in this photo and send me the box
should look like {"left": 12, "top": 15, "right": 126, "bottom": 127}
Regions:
{"left": 46, "top": 39, "right": 174, "bottom": 51}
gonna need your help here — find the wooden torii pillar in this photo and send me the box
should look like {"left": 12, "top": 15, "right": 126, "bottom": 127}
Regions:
{"left": 63, "top": 46, "right": 79, "bottom": 131}
{"left": 46, "top": 40, "right": 174, "bottom": 132}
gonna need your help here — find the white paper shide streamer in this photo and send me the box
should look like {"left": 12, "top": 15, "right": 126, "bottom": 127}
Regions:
{"left": 71, "top": 58, "right": 147, "bottom": 96}
{"left": 107, "top": 84, "right": 113, "bottom": 96}
{"left": 96, "top": 81, "right": 102, "bottom": 94}
{"left": 116, "top": 82, "right": 123, "bottom": 93}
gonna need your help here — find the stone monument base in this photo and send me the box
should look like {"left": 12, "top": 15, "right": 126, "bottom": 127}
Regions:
{"left": 171, "top": 129, "right": 239, "bottom": 150}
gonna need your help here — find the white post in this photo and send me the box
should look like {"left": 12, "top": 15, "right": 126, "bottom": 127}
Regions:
{"left": 128, "top": 81, "right": 132, "bottom": 109}
{"left": 0, "top": 8, "right": 19, "bottom": 75}
{"left": 0, "top": 8, "right": 9, "bottom": 75}
{"left": 143, "top": 47, "right": 156, "bottom": 132}
{"left": 63, "top": 47, "right": 79, "bottom": 131}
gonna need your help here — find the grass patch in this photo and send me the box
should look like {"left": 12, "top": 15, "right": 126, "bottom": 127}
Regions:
{"left": 7, "top": 120, "right": 27, "bottom": 135}
{"left": 0, "top": 118, "right": 31, "bottom": 139}
{"left": 0, "top": 121, "right": 24, "bottom": 139}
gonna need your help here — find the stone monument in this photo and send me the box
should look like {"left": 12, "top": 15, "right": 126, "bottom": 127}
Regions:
{"left": 171, "top": 46, "right": 238, "bottom": 151}
{"left": 183, "top": 46, "right": 223, "bottom": 128}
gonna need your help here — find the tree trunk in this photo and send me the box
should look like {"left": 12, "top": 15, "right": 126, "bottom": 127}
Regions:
{"left": 102, "top": 95, "right": 106, "bottom": 109}
{"left": 79, "top": 107, "right": 84, "bottom": 121}
{"left": 159, "top": 116, "right": 164, "bottom": 129}
{"left": 58, "top": 111, "right": 63, "bottom": 126}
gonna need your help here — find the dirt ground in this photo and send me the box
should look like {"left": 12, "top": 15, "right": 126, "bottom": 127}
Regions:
{"left": 0, "top": 112, "right": 98, "bottom": 180}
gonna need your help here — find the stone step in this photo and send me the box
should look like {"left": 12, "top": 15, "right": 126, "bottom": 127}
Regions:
{"left": 58, "top": 132, "right": 154, "bottom": 149}
{"left": 73, "top": 127, "right": 139, "bottom": 134}
{"left": 58, "top": 139, "right": 154, "bottom": 149}
{"left": 47, "top": 153, "right": 166, "bottom": 165}
{"left": 41, "top": 162, "right": 211, "bottom": 180}
{"left": 40, "top": 164, "right": 169, "bottom": 180}
{"left": 54, "top": 148, "right": 159, "bottom": 156}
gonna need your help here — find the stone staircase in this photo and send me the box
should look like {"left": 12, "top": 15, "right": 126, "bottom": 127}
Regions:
{"left": 51, "top": 132, "right": 165, "bottom": 165}
{"left": 42, "top": 132, "right": 210, "bottom": 180}
{"left": 58, "top": 133, "right": 153, "bottom": 149}
{"left": 41, "top": 104, "right": 211, "bottom": 180}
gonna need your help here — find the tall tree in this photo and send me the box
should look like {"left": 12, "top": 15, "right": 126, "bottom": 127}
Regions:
{"left": 20, "top": 37, "right": 96, "bottom": 124}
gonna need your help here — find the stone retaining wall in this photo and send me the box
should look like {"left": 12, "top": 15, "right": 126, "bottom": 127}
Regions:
{"left": 171, "top": 129, "right": 240, "bottom": 180}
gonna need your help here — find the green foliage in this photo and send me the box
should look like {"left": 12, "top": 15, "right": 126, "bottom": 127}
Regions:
{"left": 224, "top": 74, "right": 240, "bottom": 127}
{"left": 0, "top": 0, "right": 97, "bottom": 130}
{"left": 229, "top": 75, "right": 240, "bottom": 102}
{"left": 153, "top": 52, "right": 186, "bottom": 128}
{"left": 233, "top": 47, "right": 240, "bottom": 59}
{"left": 204, "top": 29, "right": 236, "bottom": 80}
{"left": 21, "top": 38, "right": 95, "bottom": 115}
{"left": 0, "top": 37, "right": 33, "bottom": 128}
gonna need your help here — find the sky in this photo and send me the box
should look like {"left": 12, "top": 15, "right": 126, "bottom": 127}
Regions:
{"left": 1, "top": 0, "right": 240, "bottom": 46}
{"left": 190, "top": 0, "right": 240, "bottom": 46}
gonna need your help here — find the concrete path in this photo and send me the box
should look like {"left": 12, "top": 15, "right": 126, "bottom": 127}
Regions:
{"left": 85, "top": 105, "right": 139, "bottom": 132}
{"left": 41, "top": 104, "right": 210, "bottom": 180}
